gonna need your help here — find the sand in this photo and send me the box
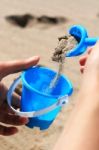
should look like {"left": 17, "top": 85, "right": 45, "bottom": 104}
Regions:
{"left": 0, "top": 0, "right": 99, "bottom": 150}
{"left": 52, "top": 35, "right": 78, "bottom": 62}
{"left": 47, "top": 35, "right": 78, "bottom": 93}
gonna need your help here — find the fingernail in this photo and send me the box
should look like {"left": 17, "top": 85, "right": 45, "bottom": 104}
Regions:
{"left": 11, "top": 127, "right": 18, "bottom": 134}
{"left": 19, "top": 117, "right": 29, "bottom": 124}
{"left": 33, "top": 56, "right": 40, "bottom": 60}
{"left": 28, "top": 56, "right": 40, "bottom": 62}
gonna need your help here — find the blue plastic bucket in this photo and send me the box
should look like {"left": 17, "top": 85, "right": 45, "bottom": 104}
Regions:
{"left": 20, "top": 66, "right": 73, "bottom": 130}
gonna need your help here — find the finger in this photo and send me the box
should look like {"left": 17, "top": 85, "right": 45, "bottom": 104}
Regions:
{"left": 0, "top": 83, "right": 21, "bottom": 113}
{"left": 6, "top": 89, "right": 21, "bottom": 113}
{"left": 0, "top": 98, "right": 20, "bottom": 115}
{"left": 0, "top": 94, "right": 21, "bottom": 114}
{"left": 0, "top": 113, "right": 29, "bottom": 126}
{"left": 79, "top": 55, "right": 88, "bottom": 66}
{"left": 89, "top": 42, "right": 99, "bottom": 57}
{"left": 8, "top": 92, "right": 21, "bottom": 113}
{"left": 79, "top": 47, "right": 93, "bottom": 66}
{"left": 0, "top": 83, "right": 8, "bottom": 104}
{"left": 0, "top": 124, "right": 18, "bottom": 136}
{"left": 0, "top": 102, "right": 15, "bottom": 114}
{"left": 0, "top": 56, "right": 40, "bottom": 79}
{"left": 15, "top": 83, "right": 22, "bottom": 96}
{"left": 87, "top": 48, "right": 92, "bottom": 54}
{"left": 12, "top": 92, "right": 21, "bottom": 108}
{"left": 80, "top": 66, "right": 84, "bottom": 73}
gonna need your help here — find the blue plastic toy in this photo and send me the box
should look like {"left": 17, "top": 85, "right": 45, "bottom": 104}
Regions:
{"left": 7, "top": 66, "right": 73, "bottom": 130}
{"left": 66, "top": 25, "right": 99, "bottom": 57}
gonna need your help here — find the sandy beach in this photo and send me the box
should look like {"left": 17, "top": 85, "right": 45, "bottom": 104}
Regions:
{"left": 0, "top": 0, "right": 99, "bottom": 149}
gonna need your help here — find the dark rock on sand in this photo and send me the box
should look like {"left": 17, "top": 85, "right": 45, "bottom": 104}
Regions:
{"left": 6, "top": 14, "right": 34, "bottom": 28}
{"left": 37, "top": 15, "right": 67, "bottom": 24}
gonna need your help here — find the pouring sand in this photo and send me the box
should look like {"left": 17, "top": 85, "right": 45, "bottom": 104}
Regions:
{"left": 45, "top": 35, "right": 78, "bottom": 94}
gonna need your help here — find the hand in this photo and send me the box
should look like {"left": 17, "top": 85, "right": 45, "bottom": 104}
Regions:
{"left": 79, "top": 42, "right": 99, "bottom": 74}
{"left": 79, "top": 42, "right": 99, "bottom": 104}
{"left": 0, "top": 56, "right": 40, "bottom": 136}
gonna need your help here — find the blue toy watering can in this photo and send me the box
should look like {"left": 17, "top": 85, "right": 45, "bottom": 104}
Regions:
{"left": 66, "top": 25, "right": 99, "bottom": 57}
{"left": 7, "top": 25, "right": 99, "bottom": 130}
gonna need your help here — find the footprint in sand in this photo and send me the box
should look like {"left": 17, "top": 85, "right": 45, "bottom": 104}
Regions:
{"left": 5, "top": 14, "right": 68, "bottom": 28}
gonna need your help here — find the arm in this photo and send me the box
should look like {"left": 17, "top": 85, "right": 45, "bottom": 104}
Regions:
{"left": 53, "top": 43, "right": 99, "bottom": 150}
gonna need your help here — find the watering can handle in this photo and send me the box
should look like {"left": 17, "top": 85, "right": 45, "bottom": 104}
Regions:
{"left": 7, "top": 76, "right": 69, "bottom": 118}
{"left": 85, "top": 38, "right": 99, "bottom": 46}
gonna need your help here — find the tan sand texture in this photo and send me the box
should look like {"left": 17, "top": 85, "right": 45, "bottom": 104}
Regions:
{"left": 0, "top": 0, "right": 99, "bottom": 149}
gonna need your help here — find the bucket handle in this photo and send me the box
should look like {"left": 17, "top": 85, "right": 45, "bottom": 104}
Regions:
{"left": 7, "top": 76, "right": 69, "bottom": 118}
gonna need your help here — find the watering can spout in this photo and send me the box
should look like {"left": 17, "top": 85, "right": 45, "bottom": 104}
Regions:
{"left": 85, "top": 38, "right": 99, "bottom": 46}
{"left": 66, "top": 25, "right": 99, "bottom": 57}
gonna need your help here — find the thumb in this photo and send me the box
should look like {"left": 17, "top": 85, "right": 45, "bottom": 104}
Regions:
{"left": 85, "top": 42, "right": 99, "bottom": 70}
{"left": 0, "top": 56, "right": 40, "bottom": 79}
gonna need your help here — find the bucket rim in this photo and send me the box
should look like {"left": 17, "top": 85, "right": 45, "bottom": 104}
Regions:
{"left": 21, "top": 66, "right": 73, "bottom": 98}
